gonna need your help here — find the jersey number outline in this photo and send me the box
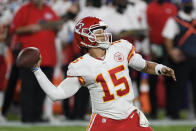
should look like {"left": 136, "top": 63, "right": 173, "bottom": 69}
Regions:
{"left": 96, "top": 65, "right": 130, "bottom": 102}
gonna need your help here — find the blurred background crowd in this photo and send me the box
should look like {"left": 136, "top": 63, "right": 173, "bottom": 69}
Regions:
{"left": 0, "top": 0, "right": 196, "bottom": 123}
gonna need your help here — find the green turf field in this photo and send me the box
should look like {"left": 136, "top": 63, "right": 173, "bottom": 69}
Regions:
{"left": 0, "top": 126, "right": 194, "bottom": 131}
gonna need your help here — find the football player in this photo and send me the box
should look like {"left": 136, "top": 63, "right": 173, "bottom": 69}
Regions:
{"left": 33, "top": 16, "right": 176, "bottom": 131}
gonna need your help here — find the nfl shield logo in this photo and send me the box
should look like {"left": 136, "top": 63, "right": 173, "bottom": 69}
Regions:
{"left": 114, "top": 52, "right": 124, "bottom": 62}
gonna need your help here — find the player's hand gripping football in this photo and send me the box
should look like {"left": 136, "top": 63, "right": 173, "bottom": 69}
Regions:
{"left": 161, "top": 67, "right": 176, "bottom": 81}
{"left": 33, "top": 55, "right": 42, "bottom": 68}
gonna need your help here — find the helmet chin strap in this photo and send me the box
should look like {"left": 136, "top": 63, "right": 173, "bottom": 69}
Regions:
{"left": 80, "top": 41, "right": 110, "bottom": 49}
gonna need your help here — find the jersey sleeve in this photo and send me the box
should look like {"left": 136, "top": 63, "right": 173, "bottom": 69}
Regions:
{"left": 128, "top": 53, "right": 146, "bottom": 71}
{"left": 119, "top": 40, "right": 146, "bottom": 71}
{"left": 162, "top": 17, "right": 179, "bottom": 39}
{"left": 116, "top": 39, "right": 135, "bottom": 63}
{"left": 127, "top": 45, "right": 135, "bottom": 63}
{"left": 67, "top": 61, "right": 86, "bottom": 86}
{"left": 112, "top": 39, "right": 135, "bottom": 62}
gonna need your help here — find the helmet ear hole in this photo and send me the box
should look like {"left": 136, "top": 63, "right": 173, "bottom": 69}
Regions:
{"left": 80, "top": 36, "right": 84, "bottom": 41}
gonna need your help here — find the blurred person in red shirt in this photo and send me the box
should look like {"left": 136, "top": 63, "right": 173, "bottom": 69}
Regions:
{"left": 146, "top": 0, "right": 177, "bottom": 119}
{"left": 10, "top": 0, "right": 59, "bottom": 122}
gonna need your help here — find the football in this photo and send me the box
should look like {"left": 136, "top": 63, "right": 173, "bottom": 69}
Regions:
{"left": 16, "top": 47, "right": 40, "bottom": 68}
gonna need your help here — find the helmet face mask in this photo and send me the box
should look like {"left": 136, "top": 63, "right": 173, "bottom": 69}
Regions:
{"left": 89, "top": 28, "right": 112, "bottom": 49}
{"left": 74, "top": 16, "right": 112, "bottom": 49}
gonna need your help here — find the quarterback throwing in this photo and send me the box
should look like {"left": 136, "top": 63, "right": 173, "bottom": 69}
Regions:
{"left": 33, "top": 16, "right": 175, "bottom": 131}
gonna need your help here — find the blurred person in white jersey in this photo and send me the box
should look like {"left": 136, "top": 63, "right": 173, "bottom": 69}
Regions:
{"left": 32, "top": 16, "right": 176, "bottom": 131}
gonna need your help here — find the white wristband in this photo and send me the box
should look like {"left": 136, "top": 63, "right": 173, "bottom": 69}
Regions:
{"left": 155, "top": 64, "right": 165, "bottom": 75}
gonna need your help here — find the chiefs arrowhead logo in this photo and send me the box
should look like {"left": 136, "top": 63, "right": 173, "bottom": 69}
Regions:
{"left": 114, "top": 52, "right": 124, "bottom": 62}
{"left": 75, "top": 21, "right": 84, "bottom": 34}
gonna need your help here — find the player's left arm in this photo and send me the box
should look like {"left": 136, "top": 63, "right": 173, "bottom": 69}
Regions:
{"left": 141, "top": 61, "right": 176, "bottom": 81}
{"left": 128, "top": 52, "right": 176, "bottom": 81}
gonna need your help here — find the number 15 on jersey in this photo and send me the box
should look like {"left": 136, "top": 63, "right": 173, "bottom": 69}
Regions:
{"left": 96, "top": 65, "right": 130, "bottom": 102}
